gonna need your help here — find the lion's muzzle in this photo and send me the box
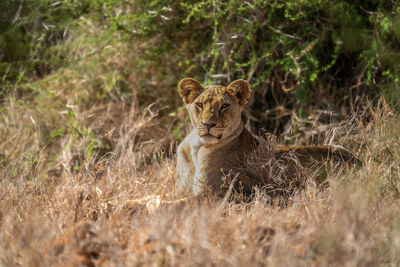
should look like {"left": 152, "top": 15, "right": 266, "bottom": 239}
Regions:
{"left": 201, "top": 121, "right": 217, "bottom": 129}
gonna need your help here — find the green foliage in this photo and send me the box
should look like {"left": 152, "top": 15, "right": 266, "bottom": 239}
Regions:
{"left": 3, "top": 1, "right": 398, "bottom": 111}
{"left": 97, "top": 0, "right": 400, "bottom": 133}
{"left": 0, "top": 0, "right": 91, "bottom": 88}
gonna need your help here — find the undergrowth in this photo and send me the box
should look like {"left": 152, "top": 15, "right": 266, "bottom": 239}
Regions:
{"left": 1, "top": 96, "right": 400, "bottom": 265}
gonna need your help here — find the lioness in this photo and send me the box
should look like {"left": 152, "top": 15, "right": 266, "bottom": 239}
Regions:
{"left": 175, "top": 78, "right": 358, "bottom": 197}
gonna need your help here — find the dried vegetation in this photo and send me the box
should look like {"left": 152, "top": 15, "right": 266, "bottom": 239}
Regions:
{"left": 1, "top": 92, "right": 400, "bottom": 266}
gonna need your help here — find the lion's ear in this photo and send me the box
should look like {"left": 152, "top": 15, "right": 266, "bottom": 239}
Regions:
{"left": 178, "top": 78, "right": 203, "bottom": 104}
{"left": 226, "top": 79, "right": 252, "bottom": 107}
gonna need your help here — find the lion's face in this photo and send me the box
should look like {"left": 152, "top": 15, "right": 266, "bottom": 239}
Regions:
{"left": 178, "top": 78, "right": 252, "bottom": 145}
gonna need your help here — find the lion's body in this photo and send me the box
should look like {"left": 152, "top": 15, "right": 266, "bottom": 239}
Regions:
{"left": 175, "top": 78, "right": 359, "bottom": 197}
{"left": 176, "top": 125, "right": 256, "bottom": 197}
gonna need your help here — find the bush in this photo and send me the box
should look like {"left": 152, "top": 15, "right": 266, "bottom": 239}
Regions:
{"left": 0, "top": 0, "right": 91, "bottom": 91}
{"left": 99, "top": 0, "right": 400, "bottom": 134}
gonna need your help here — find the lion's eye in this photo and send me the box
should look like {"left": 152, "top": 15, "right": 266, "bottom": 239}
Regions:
{"left": 221, "top": 104, "right": 230, "bottom": 110}
{"left": 196, "top": 102, "right": 203, "bottom": 109}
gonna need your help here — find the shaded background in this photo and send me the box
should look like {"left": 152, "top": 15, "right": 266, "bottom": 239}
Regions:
{"left": 2, "top": 0, "right": 399, "bottom": 141}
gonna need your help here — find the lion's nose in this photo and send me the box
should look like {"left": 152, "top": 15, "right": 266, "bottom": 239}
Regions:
{"left": 201, "top": 121, "right": 217, "bottom": 129}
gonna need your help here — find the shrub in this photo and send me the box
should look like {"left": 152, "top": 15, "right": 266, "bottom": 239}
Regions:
{"left": 99, "top": 0, "right": 400, "bottom": 134}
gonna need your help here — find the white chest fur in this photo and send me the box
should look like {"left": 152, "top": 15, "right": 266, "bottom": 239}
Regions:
{"left": 189, "top": 137, "right": 207, "bottom": 194}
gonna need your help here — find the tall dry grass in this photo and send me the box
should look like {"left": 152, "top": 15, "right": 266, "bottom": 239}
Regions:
{"left": 1, "top": 89, "right": 400, "bottom": 266}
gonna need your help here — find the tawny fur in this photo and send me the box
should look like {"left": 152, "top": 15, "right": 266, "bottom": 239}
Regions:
{"left": 175, "top": 78, "right": 359, "bottom": 197}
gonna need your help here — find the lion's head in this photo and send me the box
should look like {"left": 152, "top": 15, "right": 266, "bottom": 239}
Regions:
{"left": 178, "top": 78, "right": 252, "bottom": 145}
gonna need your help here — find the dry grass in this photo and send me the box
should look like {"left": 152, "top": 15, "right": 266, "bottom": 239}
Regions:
{"left": 1, "top": 86, "right": 400, "bottom": 266}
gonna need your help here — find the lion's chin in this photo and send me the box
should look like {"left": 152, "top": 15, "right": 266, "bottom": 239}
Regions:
{"left": 198, "top": 133, "right": 223, "bottom": 145}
